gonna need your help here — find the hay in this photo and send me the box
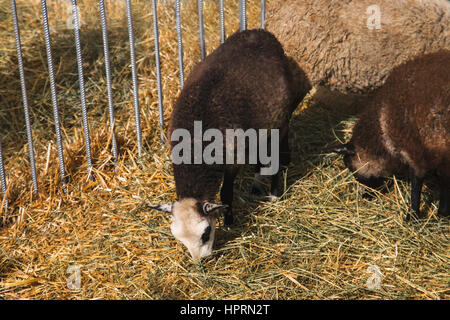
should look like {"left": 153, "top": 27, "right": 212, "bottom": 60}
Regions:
{"left": 0, "top": 0, "right": 448, "bottom": 300}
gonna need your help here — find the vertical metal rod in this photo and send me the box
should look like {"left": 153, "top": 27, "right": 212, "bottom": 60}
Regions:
{"left": 261, "top": 0, "right": 266, "bottom": 29}
{"left": 197, "top": 0, "right": 206, "bottom": 60}
{"left": 0, "top": 141, "right": 8, "bottom": 209}
{"left": 239, "top": 0, "right": 246, "bottom": 31}
{"left": 219, "top": 0, "right": 225, "bottom": 43}
{"left": 99, "top": 0, "right": 118, "bottom": 163}
{"left": 71, "top": 0, "right": 93, "bottom": 177}
{"left": 125, "top": 0, "right": 142, "bottom": 156}
{"left": 11, "top": 0, "right": 38, "bottom": 195}
{"left": 151, "top": 0, "right": 165, "bottom": 143}
{"left": 40, "top": 0, "right": 67, "bottom": 190}
{"left": 175, "top": 0, "right": 184, "bottom": 88}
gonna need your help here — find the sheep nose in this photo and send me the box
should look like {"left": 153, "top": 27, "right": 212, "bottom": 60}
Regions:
{"left": 187, "top": 248, "right": 201, "bottom": 263}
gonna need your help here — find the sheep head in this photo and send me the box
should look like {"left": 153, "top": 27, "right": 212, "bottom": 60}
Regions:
{"left": 327, "top": 142, "right": 385, "bottom": 190}
{"left": 149, "top": 198, "right": 228, "bottom": 262}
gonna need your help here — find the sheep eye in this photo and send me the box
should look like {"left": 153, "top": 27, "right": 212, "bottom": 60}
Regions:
{"left": 201, "top": 226, "right": 211, "bottom": 244}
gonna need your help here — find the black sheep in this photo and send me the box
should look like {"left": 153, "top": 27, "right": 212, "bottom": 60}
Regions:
{"left": 329, "top": 50, "right": 450, "bottom": 220}
{"left": 149, "top": 29, "right": 310, "bottom": 261}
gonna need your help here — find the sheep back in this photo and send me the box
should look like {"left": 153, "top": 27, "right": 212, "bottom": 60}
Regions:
{"left": 168, "top": 29, "right": 310, "bottom": 200}
{"left": 266, "top": 0, "right": 450, "bottom": 95}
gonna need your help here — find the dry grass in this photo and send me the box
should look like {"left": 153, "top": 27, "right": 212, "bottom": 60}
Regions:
{"left": 0, "top": 0, "right": 449, "bottom": 300}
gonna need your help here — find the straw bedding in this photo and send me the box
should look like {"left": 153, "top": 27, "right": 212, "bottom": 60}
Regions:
{"left": 0, "top": 0, "right": 448, "bottom": 299}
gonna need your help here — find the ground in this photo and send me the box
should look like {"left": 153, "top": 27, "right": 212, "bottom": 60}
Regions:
{"left": 0, "top": 0, "right": 448, "bottom": 299}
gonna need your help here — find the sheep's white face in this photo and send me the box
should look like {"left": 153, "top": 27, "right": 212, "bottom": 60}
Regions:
{"left": 171, "top": 198, "right": 217, "bottom": 262}
{"left": 149, "top": 198, "right": 228, "bottom": 262}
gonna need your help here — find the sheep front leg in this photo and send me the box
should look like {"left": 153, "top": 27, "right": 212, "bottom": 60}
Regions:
{"left": 220, "top": 167, "right": 238, "bottom": 225}
{"left": 438, "top": 181, "right": 449, "bottom": 217}
{"left": 407, "top": 171, "right": 424, "bottom": 221}
{"left": 269, "top": 132, "right": 290, "bottom": 200}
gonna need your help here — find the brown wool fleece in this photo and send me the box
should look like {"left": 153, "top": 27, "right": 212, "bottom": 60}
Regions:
{"left": 266, "top": 0, "right": 450, "bottom": 95}
{"left": 168, "top": 29, "right": 311, "bottom": 201}
{"left": 352, "top": 50, "right": 450, "bottom": 182}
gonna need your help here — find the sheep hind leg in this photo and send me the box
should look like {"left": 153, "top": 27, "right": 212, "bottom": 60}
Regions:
{"left": 406, "top": 171, "right": 424, "bottom": 221}
{"left": 250, "top": 133, "right": 290, "bottom": 200}
{"left": 250, "top": 171, "right": 266, "bottom": 196}
{"left": 250, "top": 170, "right": 281, "bottom": 201}
{"left": 437, "top": 179, "right": 449, "bottom": 218}
{"left": 268, "top": 132, "right": 290, "bottom": 200}
{"left": 220, "top": 167, "right": 239, "bottom": 226}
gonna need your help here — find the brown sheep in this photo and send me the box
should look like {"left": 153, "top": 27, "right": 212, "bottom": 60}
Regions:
{"left": 149, "top": 29, "right": 311, "bottom": 261}
{"left": 265, "top": 0, "right": 450, "bottom": 108}
{"left": 329, "top": 50, "right": 450, "bottom": 220}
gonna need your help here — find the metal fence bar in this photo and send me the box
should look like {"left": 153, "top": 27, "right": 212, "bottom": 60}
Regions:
{"left": 219, "top": 0, "right": 225, "bottom": 43}
{"left": 40, "top": 0, "right": 67, "bottom": 189}
{"left": 197, "top": 0, "right": 205, "bottom": 60}
{"left": 11, "top": 0, "right": 38, "bottom": 195}
{"left": 151, "top": 0, "right": 165, "bottom": 143}
{"left": 125, "top": 0, "right": 143, "bottom": 156}
{"left": 99, "top": 0, "right": 118, "bottom": 164}
{"left": 71, "top": 0, "right": 93, "bottom": 177}
{"left": 0, "top": 141, "right": 7, "bottom": 208}
{"left": 239, "top": 0, "right": 246, "bottom": 31}
{"left": 7, "top": 0, "right": 261, "bottom": 198}
{"left": 261, "top": 0, "right": 266, "bottom": 29}
{"left": 175, "top": 0, "right": 184, "bottom": 88}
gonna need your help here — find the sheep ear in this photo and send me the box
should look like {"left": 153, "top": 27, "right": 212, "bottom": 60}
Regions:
{"left": 148, "top": 203, "right": 173, "bottom": 213}
{"left": 202, "top": 202, "right": 228, "bottom": 216}
{"left": 325, "top": 142, "right": 355, "bottom": 155}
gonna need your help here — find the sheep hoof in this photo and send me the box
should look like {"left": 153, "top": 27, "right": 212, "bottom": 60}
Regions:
{"left": 224, "top": 210, "right": 234, "bottom": 226}
{"left": 251, "top": 175, "right": 266, "bottom": 196}
{"left": 438, "top": 209, "right": 449, "bottom": 218}
{"left": 250, "top": 185, "right": 264, "bottom": 196}
{"left": 265, "top": 194, "right": 279, "bottom": 202}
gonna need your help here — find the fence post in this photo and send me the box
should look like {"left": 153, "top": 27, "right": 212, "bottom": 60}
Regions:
{"left": 175, "top": 0, "right": 184, "bottom": 89}
{"left": 261, "top": 0, "right": 266, "bottom": 29}
{"left": 239, "top": 0, "right": 246, "bottom": 31}
{"left": 197, "top": 0, "right": 206, "bottom": 60}
{"left": 219, "top": 0, "right": 225, "bottom": 43}
{"left": 71, "top": 0, "right": 93, "bottom": 179}
{"left": 99, "top": 0, "right": 119, "bottom": 165}
{"left": 11, "top": 0, "right": 38, "bottom": 196}
{"left": 0, "top": 141, "right": 7, "bottom": 209}
{"left": 125, "top": 0, "right": 143, "bottom": 156}
{"left": 152, "top": 0, "right": 165, "bottom": 143}
{"left": 40, "top": 0, "right": 67, "bottom": 192}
